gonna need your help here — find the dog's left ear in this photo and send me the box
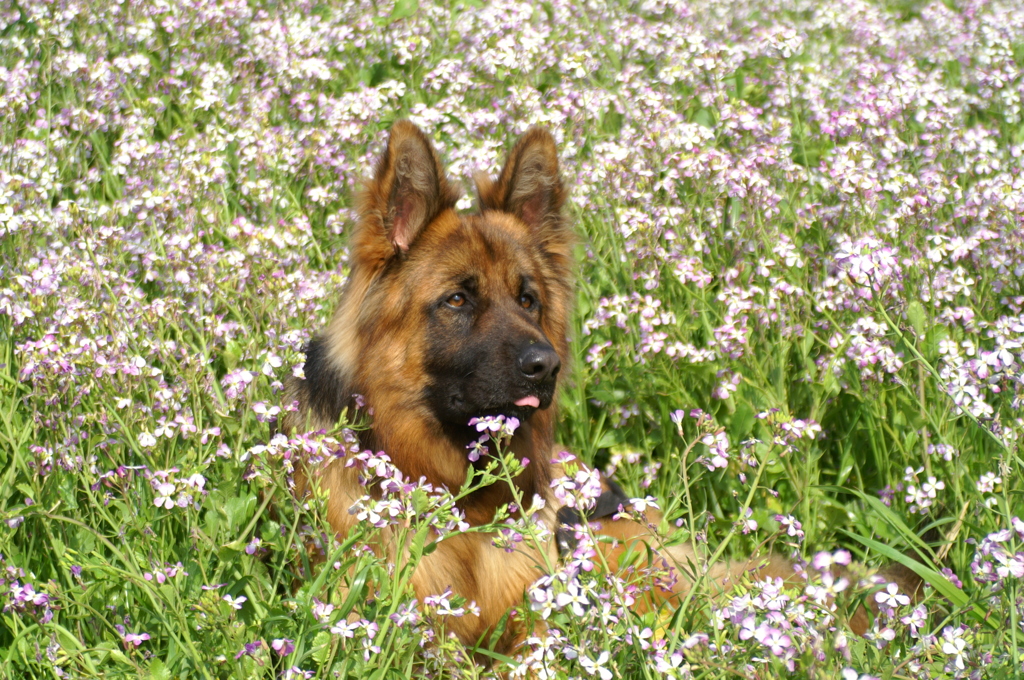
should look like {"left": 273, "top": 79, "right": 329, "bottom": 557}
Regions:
{"left": 475, "top": 127, "right": 567, "bottom": 235}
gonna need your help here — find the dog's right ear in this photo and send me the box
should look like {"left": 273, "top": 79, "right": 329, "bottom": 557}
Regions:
{"left": 354, "top": 121, "right": 460, "bottom": 265}
{"left": 474, "top": 127, "right": 567, "bottom": 235}
{"left": 475, "top": 128, "right": 573, "bottom": 282}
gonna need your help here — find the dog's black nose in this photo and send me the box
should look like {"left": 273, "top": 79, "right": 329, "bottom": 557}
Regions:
{"left": 518, "top": 344, "right": 560, "bottom": 383}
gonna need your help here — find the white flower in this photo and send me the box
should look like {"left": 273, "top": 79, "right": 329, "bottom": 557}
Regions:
{"left": 580, "top": 651, "right": 612, "bottom": 680}
{"left": 941, "top": 627, "right": 968, "bottom": 670}
{"left": 222, "top": 595, "right": 247, "bottom": 610}
{"left": 153, "top": 482, "right": 176, "bottom": 509}
{"left": 874, "top": 582, "right": 910, "bottom": 608}
{"left": 554, "top": 582, "right": 589, "bottom": 617}
{"left": 330, "top": 619, "right": 358, "bottom": 638}
{"left": 630, "top": 496, "right": 659, "bottom": 513}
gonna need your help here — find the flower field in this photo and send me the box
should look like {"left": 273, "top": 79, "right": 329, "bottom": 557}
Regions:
{"left": 1, "top": 0, "right": 1023, "bottom": 677}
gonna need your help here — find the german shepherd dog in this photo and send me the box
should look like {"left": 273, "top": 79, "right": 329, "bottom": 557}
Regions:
{"left": 281, "top": 122, "right": 912, "bottom": 654}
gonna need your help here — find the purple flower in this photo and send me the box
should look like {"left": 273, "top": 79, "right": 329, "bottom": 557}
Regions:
{"left": 115, "top": 625, "right": 150, "bottom": 648}
{"left": 235, "top": 640, "right": 265, "bottom": 660}
{"left": 467, "top": 414, "right": 520, "bottom": 441}
{"left": 389, "top": 600, "right": 420, "bottom": 627}
{"left": 466, "top": 435, "right": 489, "bottom": 462}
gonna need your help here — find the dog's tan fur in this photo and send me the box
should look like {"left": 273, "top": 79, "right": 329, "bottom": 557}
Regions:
{"left": 281, "top": 121, "right": 901, "bottom": 653}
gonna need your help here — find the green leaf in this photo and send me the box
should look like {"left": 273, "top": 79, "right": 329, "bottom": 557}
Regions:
{"left": 822, "top": 371, "right": 839, "bottom": 396}
{"left": 816, "top": 485, "right": 932, "bottom": 557}
{"left": 922, "top": 325, "right": 948, "bottom": 362}
{"left": 311, "top": 630, "right": 332, "bottom": 665}
{"left": 728, "top": 402, "right": 755, "bottom": 442}
{"left": 838, "top": 530, "right": 994, "bottom": 630}
{"left": 590, "top": 387, "right": 627, "bottom": 403}
{"left": 903, "top": 429, "right": 919, "bottom": 454}
{"left": 384, "top": 0, "right": 418, "bottom": 24}
{"left": 471, "top": 646, "right": 518, "bottom": 667}
{"left": 800, "top": 330, "right": 814, "bottom": 360}
{"left": 594, "top": 429, "right": 623, "bottom": 449}
{"left": 59, "top": 474, "right": 79, "bottom": 510}
{"left": 76, "top": 525, "right": 96, "bottom": 554}
{"left": 223, "top": 494, "right": 257, "bottom": 531}
{"left": 261, "top": 519, "right": 282, "bottom": 548}
{"left": 693, "top": 107, "right": 716, "bottom": 128}
{"left": 222, "top": 341, "right": 242, "bottom": 371}
{"left": 906, "top": 300, "right": 926, "bottom": 339}
{"left": 821, "top": 485, "right": 995, "bottom": 632}
{"left": 407, "top": 522, "right": 432, "bottom": 563}
{"left": 410, "top": 488, "right": 430, "bottom": 515}
{"left": 149, "top": 658, "right": 171, "bottom": 680}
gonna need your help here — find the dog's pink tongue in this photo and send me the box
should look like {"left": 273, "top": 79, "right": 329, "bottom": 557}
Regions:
{"left": 515, "top": 396, "right": 540, "bottom": 408}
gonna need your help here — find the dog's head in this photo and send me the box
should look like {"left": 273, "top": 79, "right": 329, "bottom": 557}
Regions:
{"left": 342, "top": 121, "right": 574, "bottom": 430}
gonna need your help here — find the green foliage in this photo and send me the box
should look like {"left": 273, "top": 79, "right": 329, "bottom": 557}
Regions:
{"left": 2, "top": 0, "right": 1023, "bottom": 677}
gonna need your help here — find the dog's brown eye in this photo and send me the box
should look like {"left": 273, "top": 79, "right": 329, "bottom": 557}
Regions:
{"left": 447, "top": 293, "right": 466, "bottom": 308}
{"left": 519, "top": 294, "right": 534, "bottom": 309}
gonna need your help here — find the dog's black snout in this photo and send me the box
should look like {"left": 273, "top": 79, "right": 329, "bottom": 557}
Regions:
{"left": 518, "top": 344, "right": 560, "bottom": 383}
